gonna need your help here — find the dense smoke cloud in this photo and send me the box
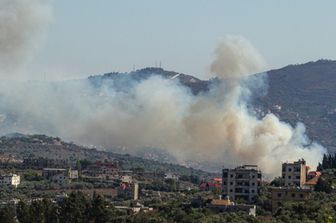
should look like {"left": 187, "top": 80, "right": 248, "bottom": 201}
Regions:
{"left": 0, "top": 0, "right": 325, "bottom": 176}
{"left": 0, "top": 0, "right": 52, "bottom": 76}
{"left": 0, "top": 36, "right": 325, "bottom": 177}
{"left": 210, "top": 36, "right": 266, "bottom": 80}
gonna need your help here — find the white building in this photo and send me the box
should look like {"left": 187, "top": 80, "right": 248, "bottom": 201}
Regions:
{"left": 164, "top": 172, "right": 179, "bottom": 180}
{"left": 69, "top": 169, "right": 79, "bottom": 179}
{"left": 0, "top": 174, "right": 20, "bottom": 188}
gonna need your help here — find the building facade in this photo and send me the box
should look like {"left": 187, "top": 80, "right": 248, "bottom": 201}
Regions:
{"left": 281, "top": 159, "right": 307, "bottom": 187}
{"left": 222, "top": 165, "right": 261, "bottom": 202}
{"left": 84, "top": 161, "right": 119, "bottom": 180}
{"left": 42, "top": 168, "right": 78, "bottom": 184}
{"left": 271, "top": 187, "right": 311, "bottom": 212}
{"left": 0, "top": 174, "right": 20, "bottom": 188}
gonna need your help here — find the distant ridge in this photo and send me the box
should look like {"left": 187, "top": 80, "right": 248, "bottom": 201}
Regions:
{"left": 88, "top": 67, "right": 209, "bottom": 95}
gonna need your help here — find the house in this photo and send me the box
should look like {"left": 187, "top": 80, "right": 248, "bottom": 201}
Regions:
{"left": 42, "top": 168, "right": 78, "bottom": 184}
{"left": 222, "top": 165, "right": 262, "bottom": 202}
{"left": 271, "top": 187, "right": 311, "bottom": 212}
{"left": 200, "top": 178, "right": 222, "bottom": 191}
{"left": 42, "top": 168, "right": 67, "bottom": 179}
{"left": 164, "top": 172, "right": 179, "bottom": 180}
{"left": 84, "top": 161, "right": 119, "bottom": 180}
{"left": 0, "top": 174, "right": 20, "bottom": 188}
{"left": 200, "top": 182, "right": 222, "bottom": 191}
{"left": 303, "top": 171, "right": 321, "bottom": 190}
{"left": 209, "top": 196, "right": 256, "bottom": 216}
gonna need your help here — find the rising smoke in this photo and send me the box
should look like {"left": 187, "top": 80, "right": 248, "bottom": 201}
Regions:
{"left": 0, "top": 0, "right": 52, "bottom": 77}
{"left": 0, "top": 1, "right": 326, "bottom": 177}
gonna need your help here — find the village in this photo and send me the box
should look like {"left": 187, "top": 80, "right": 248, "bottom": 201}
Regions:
{"left": 0, "top": 154, "right": 324, "bottom": 217}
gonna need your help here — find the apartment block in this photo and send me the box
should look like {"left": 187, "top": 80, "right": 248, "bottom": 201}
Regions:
{"left": 222, "top": 165, "right": 262, "bottom": 202}
{"left": 281, "top": 159, "right": 307, "bottom": 187}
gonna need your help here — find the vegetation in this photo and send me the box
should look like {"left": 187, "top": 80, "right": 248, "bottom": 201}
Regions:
{"left": 317, "top": 153, "right": 336, "bottom": 170}
{"left": 0, "top": 188, "right": 335, "bottom": 223}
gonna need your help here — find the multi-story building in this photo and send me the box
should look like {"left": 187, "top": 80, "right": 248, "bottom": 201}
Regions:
{"left": 42, "top": 168, "right": 78, "bottom": 184}
{"left": 84, "top": 161, "right": 119, "bottom": 180}
{"left": 222, "top": 165, "right": 262, "bottom": 202}
{"left": 0, "top": 174, "right": 21, "bottom": 188}
{"left": 281, "top": 159, "right": 307, "bottom": 187}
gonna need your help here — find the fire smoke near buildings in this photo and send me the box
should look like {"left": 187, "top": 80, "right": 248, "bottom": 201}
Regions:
{"left": 0, "top": 0, "right": 325, "bottom": 177}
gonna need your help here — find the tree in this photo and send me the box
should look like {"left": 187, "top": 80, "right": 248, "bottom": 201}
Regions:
{"left": 0, "top": 206, "right": 16, "bottom": 223}
{"left": 16, "top": 200, "right": 31, "bottom": 223}
{"left": 315, "top": 177, "right": 332, "bottom": 193}
{"left": 59, "top": 191, "right": 90, "bottom": 223}
{"left": 89, "top": 195, "right": 113, "bottom": 223}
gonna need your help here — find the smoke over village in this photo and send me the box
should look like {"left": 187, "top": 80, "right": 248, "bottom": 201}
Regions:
{"left": 0, "top": 1, "right": 325, "bottom": 178}
{"left": 0, "top": 1, "right": 336, "bottom": 221}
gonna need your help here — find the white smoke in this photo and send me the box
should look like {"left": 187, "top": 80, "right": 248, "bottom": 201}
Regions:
{"left": 0, "top": 0, "right": 52, "bottom": 77}
{"left": 0, "top": 0, "right": 325, "bottom": 177}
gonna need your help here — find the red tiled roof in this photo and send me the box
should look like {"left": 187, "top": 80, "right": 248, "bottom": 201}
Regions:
{"left": 308, "top": 171, "right": 321, "bottom": 176}
{"left": 305, "top": 176, "right": 320, "bottom": 185}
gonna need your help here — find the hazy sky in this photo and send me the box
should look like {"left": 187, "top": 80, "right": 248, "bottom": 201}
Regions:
{"left": 29, "top": 0, "right": 336, "bottom": 80}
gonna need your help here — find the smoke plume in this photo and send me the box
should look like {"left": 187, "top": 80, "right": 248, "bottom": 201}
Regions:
{"left": 0, "top": 6, "right": 325, "bottom": 179}
{"left": 0, "top": 0, "right": 52, "bottom": 76}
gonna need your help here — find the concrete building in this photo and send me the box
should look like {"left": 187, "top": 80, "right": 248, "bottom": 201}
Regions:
{"left": 133, "top": 182, "right": 139, "bottom": 200}
{"left": 42, "top": 168, "right": 67, "bottom": 179}
{"left": 281, "top": 159, "right": 307, "bottom": 187}
{"left": 42, "top": 168, "right": 78, "bottom": 184}
{"left": 222, "top": 165, "right": 261, "bottom": 202}
{"left": 84, "top": 161, "right": 119, "bottom": 180}
{"left": 209, "top": 196, "right": 256, "bottom": 216}
{"left": 0, "top": 174, "right": 20, "bottom": 188}
{"left": 271, "top": 187, "right": 311, "bottom": 212}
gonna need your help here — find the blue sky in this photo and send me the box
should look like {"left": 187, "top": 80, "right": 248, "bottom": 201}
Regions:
{"left": 31, "top": 0, "right": 336, "bottom": 80}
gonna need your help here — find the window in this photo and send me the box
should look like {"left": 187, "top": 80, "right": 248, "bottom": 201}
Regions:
{"left": 230, "top": 174, "right": 234, "bottom": 178}
{"left": 288, "top": 168, "right": 292, "bottom": 172}
{"left": 277, "top": 193, "right": 282, "bottom": 197}
{"left": 300, "top": 194, "right": 304, "bottom": 198}
{"left": 230, "top": 189, "right": 233, "bottom": 192}
{"left": 230, "top": 182, "right": 233, "bottom": 185}
{"left": 292, "top": 193, "right": 295, "bottom": 198}
{"left": 251, "top": 182, "right": 255, "bottom": 186}
{"left": 252, "top": 175, "right": 255, "bottom": 179}
{"left": 288, "top": 176, "right": 291, "bottom": 179}
{"left": 295, "top": 176, "right": 300, "bottom": 179}
{"left": 251, "top": 190, "right": 255, "bottom": 193}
